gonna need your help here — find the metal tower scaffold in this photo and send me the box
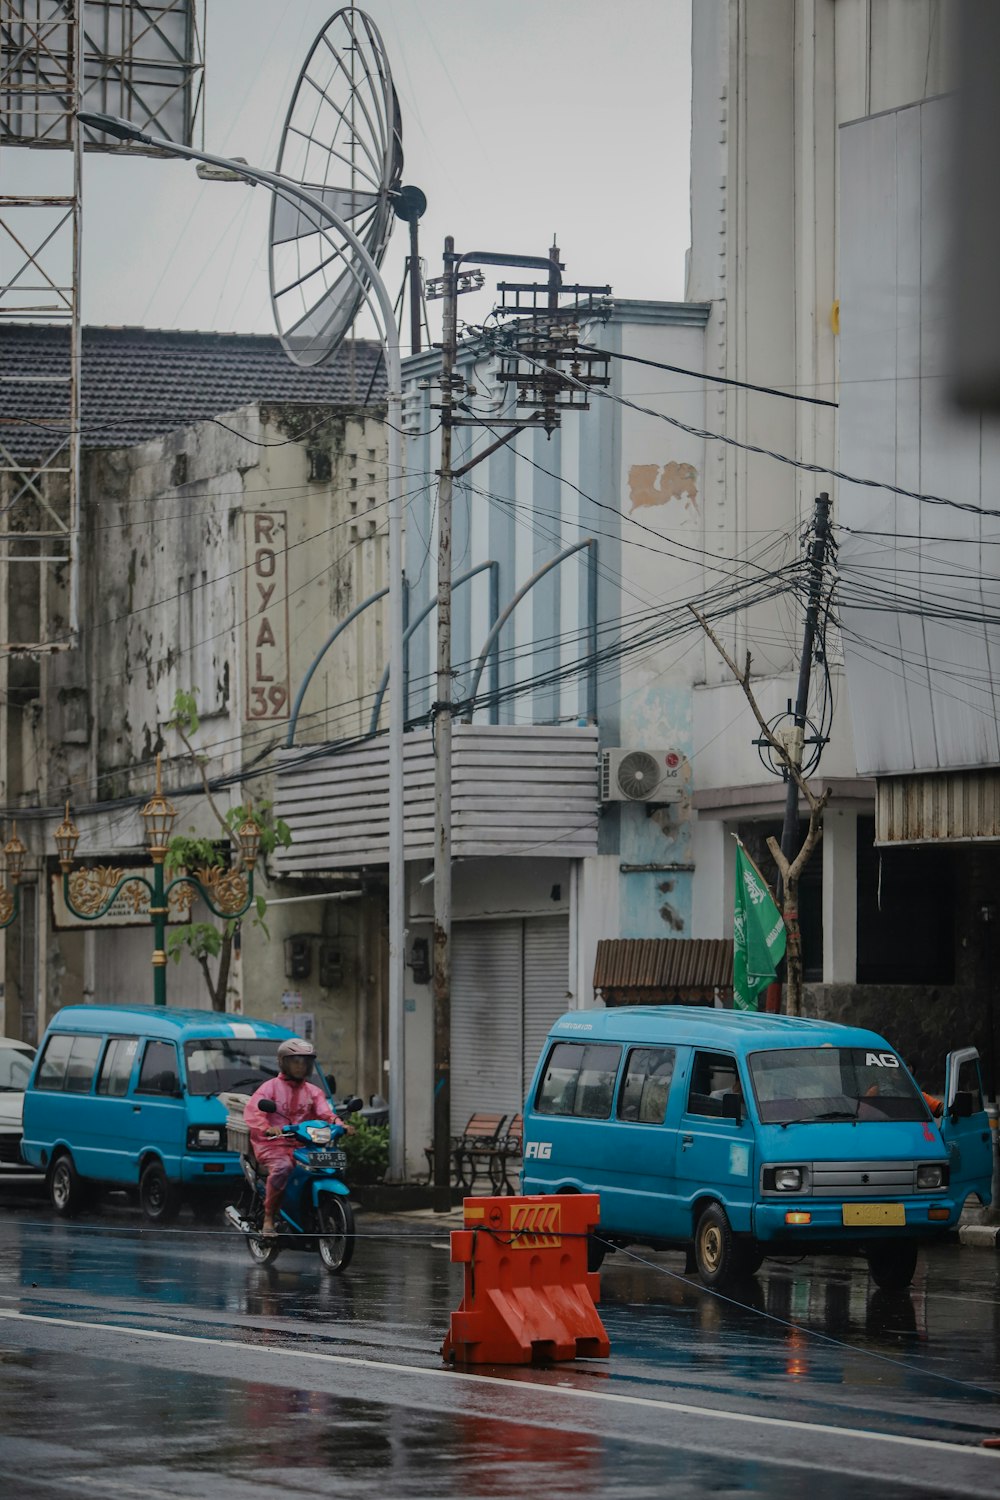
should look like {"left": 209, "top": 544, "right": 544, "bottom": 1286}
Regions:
{"left": 0, "top": 1, "right": 204, "bottom": 652}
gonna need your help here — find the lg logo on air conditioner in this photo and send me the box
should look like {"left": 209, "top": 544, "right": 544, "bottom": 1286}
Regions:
{"left": 524, "top": 1141, "right": 552, "bottom": 1159}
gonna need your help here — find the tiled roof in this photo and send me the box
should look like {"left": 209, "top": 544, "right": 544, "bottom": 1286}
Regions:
{"left": 593, "top": 938, "right": 735, "bottom": 1002}
{"left": 0, "top": 323, "right": 386, "bottom": 465}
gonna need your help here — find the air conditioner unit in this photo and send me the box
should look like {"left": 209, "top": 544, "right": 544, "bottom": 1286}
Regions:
{"left": 600, "top": 747, "right": 689, "bottom": 804}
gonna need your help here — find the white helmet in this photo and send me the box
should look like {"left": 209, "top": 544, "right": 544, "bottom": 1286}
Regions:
{"left": 277, "top": 1037, "right": 316, "bottom": 1078}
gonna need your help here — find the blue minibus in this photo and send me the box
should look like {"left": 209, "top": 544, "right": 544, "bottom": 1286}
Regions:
{"left": 21, "top": 1006, "right": 333, "bottom": 1222}
{"left": 521, "top": 1007, "right": 993, "bottom": 1290}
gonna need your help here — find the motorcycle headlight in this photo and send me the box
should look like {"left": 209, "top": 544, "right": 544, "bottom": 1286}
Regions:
{"left": 916, "top": 1162, "right": 946, "bottom": 1190}
{"left": 306, "top": 1125, "right": 332, "bottom": 1144}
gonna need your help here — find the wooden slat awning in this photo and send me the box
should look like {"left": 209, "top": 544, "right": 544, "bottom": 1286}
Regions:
{"left": 593, "top": 938, "right": 734, "bottom": 1006}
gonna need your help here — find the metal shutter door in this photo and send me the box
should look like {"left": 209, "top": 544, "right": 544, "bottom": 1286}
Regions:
{"left": 522, "top": 916, "right": 571, "bottom": 1104}
{"left": 450, "top": 919, "right": 524, "bottom": 1132}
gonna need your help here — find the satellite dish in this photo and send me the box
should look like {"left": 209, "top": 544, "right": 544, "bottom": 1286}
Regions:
{"left": 269, "top": 7, "right": 404, "bottom": 368}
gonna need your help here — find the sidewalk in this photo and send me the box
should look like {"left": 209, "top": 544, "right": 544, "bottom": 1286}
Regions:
{"left": 959, "top": 1199, "right": 1000, "bottom": 1248}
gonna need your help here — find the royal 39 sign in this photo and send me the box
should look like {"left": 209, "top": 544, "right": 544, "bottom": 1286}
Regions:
{"left": 244, "top": 511, "right": 290, "bottom": 719}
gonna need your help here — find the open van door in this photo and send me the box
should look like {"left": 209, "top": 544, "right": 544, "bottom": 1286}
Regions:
{"left": 940, "top": 1048, "right": 993, "bottom": 1209}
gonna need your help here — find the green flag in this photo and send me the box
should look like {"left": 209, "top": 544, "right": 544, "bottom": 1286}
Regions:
{"left": 733, "top": 843, "right": 786, "bottom": 1012}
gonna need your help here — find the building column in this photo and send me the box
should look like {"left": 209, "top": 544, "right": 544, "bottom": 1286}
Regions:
{"left": 692, "top": 817, "right": 732, "bottom": 938}
{"left": 822, "top": 807, "right": 858, "bottom": 983}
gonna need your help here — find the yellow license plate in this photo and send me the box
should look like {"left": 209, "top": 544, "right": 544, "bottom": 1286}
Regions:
{"left": 842, "top": 1203, "right": 906, "bottom": 1227}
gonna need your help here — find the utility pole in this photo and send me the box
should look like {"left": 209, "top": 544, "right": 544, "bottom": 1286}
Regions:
{"left": 424, "top": 241, "right": 611, "bottom": 1205}
{"left": 777, "top": 491, "right": 832, "bottom": 893}
{"left": 432, "top": 237, "right": 458, "bottom": 1210}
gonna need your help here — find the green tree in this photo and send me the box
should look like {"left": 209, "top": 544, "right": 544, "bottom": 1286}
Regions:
{"left": 164, "top": 691, "right": 291, "bottom": 1011}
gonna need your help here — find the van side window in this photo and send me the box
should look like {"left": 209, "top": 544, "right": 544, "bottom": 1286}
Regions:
{"left": 536, "top": 1042, "right": 621, "bottom": 1118}
{"left": 36, "top": 1034, "right": 73, "bottom": 1090}
{"left": 64, "top": 1036, "right": 102, "bottom": 1093}
{"left": 618, "top": 1047, "right": 675, "bottom": 1124}
{"left": 36, "top": 1034, "right": 101, "bottom": 1093}
{"left": 136, "top": 1041, "right": 180, "bottom": 1096}
{"left": 97, "top": 1037, "right": 139, "bottom": 1097}
{"left": 956, "top": 1056, "right": 984, "bottom": 1114}
{"left": 687, "top": 1051, "right": 740, "bottom": 1118}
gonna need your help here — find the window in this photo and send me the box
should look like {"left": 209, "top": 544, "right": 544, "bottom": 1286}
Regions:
{"left": 36, "top": 1034, "right": 100, "bottom": 1093}
{"left": 618, "top": 1047, "right": 675, "bottom": 1124}
{"left": 183, "top": 1039, "right": 285, "bottom": 1096}
{"left": 0, "top": 1044, "right": 34, "bottom": 1092}
{"left": 36, "top": 1035, "right": 73, "bottom": 1090}
{"left": 535, "top": 1042, "right": 621, "bottom": 1119}
{"left": 64, "top": 1037, "right": 102, "bottom": 1093}
{"left": 748, "top": 1047, "right": 926, "bottom": 1124}
{"left": 956, "top": 1056, "right": 984, "bottom": 1114}
{"left": 687, "top": 1051, "right": 741, "bottom": 1118}
{"left": 97, "top": 1037, "right": 139, "bottom": 1097}
{"left": 136, "top": 1041, "right": 180, "bottom": 1096}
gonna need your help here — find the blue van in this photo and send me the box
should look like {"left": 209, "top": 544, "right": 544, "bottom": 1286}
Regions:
{"left": 21, "top": 1006, "right": 333, "bottom": 1222}
{"left": 522, "top": 1007, "right": 993, "bottom": 1290}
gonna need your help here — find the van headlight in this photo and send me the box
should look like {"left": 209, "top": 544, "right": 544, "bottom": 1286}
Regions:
{"left": 187, "top": 1126, "right": 223, "bottom": 1151}
{"left": 763, "top": 1165, "right": 806, "bottom": 1192}
{"left": 916, "top": 1162, "right": 947, "bottom": 1190}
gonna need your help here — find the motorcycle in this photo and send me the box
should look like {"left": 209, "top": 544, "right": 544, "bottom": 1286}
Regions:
{"left": 225, "top": 1095, "right": 363, "bottom": 1272}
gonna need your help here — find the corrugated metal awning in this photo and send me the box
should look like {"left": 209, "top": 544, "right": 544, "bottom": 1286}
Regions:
{"left": 876, "top": 769, "right": 1000, "bottom": 844}
{"left": 593, "top": 938, "right": 733, "bottom": 1006}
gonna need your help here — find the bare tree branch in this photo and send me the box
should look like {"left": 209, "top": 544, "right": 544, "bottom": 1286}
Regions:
{"left": 688, "top": 605, "right": 821, "bottom": 813}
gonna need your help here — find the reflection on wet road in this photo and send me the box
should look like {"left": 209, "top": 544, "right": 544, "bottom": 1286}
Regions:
{"left": 0, "top": 1177, "right": 998, "bottom": 1497}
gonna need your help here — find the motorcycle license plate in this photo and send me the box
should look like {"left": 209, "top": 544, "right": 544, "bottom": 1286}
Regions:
{"left": 309, "top": 1149, "right": 347, "bottom": 1170}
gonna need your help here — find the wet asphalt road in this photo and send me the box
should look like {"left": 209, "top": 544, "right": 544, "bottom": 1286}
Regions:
{"left": 0, "top": 1174, "right": 999, "bottom": 1498}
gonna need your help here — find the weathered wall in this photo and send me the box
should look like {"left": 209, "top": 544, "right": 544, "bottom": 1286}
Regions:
{"left": 804, "top": 984, "right": 987, "bottom": 1096}
{"left": 8, "top": 398, "right": 391, "bottom": 1086}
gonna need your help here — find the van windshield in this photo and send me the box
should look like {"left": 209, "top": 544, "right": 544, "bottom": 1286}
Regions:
{"left": 183, "top": 1039, "right": 325, "bottom": 1097}
{"left": 749, "top": 1047, "right": 927, "bottom": 1124}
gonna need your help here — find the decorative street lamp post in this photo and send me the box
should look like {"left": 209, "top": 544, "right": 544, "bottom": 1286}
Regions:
{"left": 0, "top": 826, "right": 27, "bottom": 930}
{"left": 54, "top": 758, "right": 261, "bottom": 1006}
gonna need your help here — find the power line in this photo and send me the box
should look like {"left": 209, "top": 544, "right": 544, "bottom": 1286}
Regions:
{"left": 588, "top": 345, "right": 840, "bottom": 409}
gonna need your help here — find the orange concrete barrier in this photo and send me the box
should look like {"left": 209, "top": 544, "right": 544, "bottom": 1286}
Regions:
{"left": 441, "top": 1193, "right": 611, "bottom": 1366}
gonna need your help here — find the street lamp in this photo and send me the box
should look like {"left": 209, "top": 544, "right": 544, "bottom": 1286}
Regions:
{"left": 76, "top": 109, "right": 408, "bottom": 1175}
{"left": 0, "top": 825, "right": 27, "bottom": 929}
{"left": 55, "top": 757, "right": 261, "bottom": 1006}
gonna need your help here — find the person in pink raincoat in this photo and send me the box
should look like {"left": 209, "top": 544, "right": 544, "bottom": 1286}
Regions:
{"left": 244, "top": 1037, "right": 349, "bottom": 1237}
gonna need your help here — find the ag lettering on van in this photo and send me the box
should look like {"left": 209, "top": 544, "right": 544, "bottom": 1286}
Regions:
{"left": 866, "top": 1053, "right": 900, "bottom": 1068}
{"left": 524, "top": 1141, "right": 552, "bottom": 1160}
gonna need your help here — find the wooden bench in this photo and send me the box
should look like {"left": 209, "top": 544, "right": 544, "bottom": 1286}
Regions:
{"left": 423, "top": 1112, "right": 508, "bottom": 1192}
{"left": 488, "top": 1113, "right": 523, "bottom": 1195}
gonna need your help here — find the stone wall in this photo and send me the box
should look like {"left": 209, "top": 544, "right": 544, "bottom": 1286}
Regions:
{"left": 803, "top": 984, "right": 991, "bottom": 1094}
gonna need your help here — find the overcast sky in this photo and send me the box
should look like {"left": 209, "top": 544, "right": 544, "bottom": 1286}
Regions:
{"left": 10, "top": 0, "right": 691, "bottom": 351}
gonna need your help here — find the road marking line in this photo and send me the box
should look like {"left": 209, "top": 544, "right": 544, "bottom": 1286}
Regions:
{"left": 0, "top": 1307, "right": 995, "bottom": 1462}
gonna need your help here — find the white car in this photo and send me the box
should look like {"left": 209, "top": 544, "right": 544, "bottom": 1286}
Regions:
{"left": 0, "top": 1036, "right": 36, "bottom": 1169}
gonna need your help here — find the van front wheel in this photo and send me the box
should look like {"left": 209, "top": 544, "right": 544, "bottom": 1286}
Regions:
{"left": 48, "top": 1153, "right": 88, "bottom": 1217}
{"left": 694, "top": 1203, "right": 744, "bottom": 1289}
{"left": 866, "top": 1239, "right": 918, "bottom": 1293}
{"left": 139, "top": 1161, "right": 180, "bottom": 1224}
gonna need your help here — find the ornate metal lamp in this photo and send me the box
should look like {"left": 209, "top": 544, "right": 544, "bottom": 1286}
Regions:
{"left": 56, "top": 757, "right": 262, "bottom": 1006}
{"left": 0, "top": 823, "right": 27, "bottom": 928}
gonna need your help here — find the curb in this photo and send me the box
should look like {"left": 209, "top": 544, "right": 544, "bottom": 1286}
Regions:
{"left": 959, "top": 1223, "right": 1000, "bottom": 1248}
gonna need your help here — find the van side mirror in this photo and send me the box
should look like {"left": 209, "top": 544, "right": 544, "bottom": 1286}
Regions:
{"left": 721, "top": 1092, "right": 743, "bottom": 1126}
{"left": 950, "top": 1091, "right": 974, "bottom": 1120}
{"left": 258, "top": 1098, "right": 277, "bottom": 1115}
